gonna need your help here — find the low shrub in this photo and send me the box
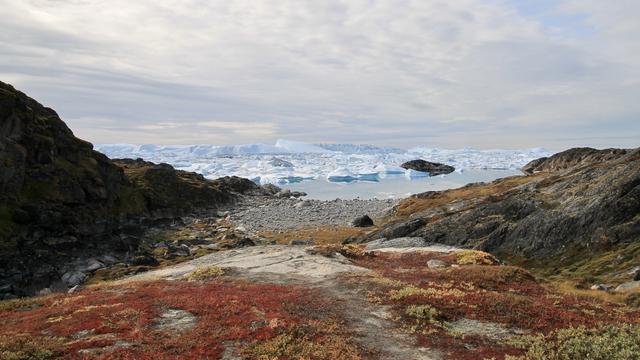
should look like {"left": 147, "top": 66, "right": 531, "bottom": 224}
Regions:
{"left": 455, "top": 250, "right": 499, "bottom": 265}
{"left": 507, "top": 324, "right": 640, "bottom": 360}
{"left": 0, "top": 335, "right": 64, "bottom": 360}
{"left": 186, "top": 266, "right": 225, "bottom": 281}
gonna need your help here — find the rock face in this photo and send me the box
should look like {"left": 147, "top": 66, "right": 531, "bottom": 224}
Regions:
{"left": 357, "top": 147, "right": 640, "bottom": 264}
{"left": 400, "top": 159, "right": 455, "bottom": 175}
{"left": 521, "top": 147, "right": 627, "bottom": 174}
{"left": 0, "top": 81, "right": 256, "bottom": 296}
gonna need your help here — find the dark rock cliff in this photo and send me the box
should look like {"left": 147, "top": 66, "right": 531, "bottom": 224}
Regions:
{"left": 0, "top": 81, "right": 257, "bottom": 296}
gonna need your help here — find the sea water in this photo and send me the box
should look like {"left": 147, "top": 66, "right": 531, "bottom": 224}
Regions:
{"left": 281, "top": 169, "right": 521, "bottom": 200}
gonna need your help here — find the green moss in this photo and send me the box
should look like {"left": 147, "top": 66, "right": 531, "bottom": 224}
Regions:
{"left": 53, "top": 158, "right": 83, "bottom": 178}
{"left": 21, "top": 181, "right": 61, "bottom": 202}
{"left": 0, "top": 205, "right": 17, "bottom": 256}
{"left": 113, "top": 186, "right": 146, "bottom": 216}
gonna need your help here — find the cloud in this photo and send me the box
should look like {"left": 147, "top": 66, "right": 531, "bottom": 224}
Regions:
{"left": 0, "top": 0, "right": 638, "bottom": 149}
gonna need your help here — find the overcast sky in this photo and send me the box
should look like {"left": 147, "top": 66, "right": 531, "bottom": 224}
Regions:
{"left": 1, "top": 0, "right": 639, "bottom": 150}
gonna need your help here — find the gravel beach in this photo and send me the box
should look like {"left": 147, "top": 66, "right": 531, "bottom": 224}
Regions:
{"left": 228, "top": 196, "right": 397, "bottom": 232}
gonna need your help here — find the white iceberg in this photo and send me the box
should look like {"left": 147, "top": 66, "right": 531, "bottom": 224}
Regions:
{"left": 327, "top": 167, "right": 358, "bottom": 182}
{"left": 405, "top": 169, "right": 429, "bottom": 178}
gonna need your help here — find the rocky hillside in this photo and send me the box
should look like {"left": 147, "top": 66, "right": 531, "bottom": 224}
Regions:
{"left": 353, "top": 147, "right": 640, "bottom": 278}
{"left": 0, "top": 81, "right": 258, "bottom": 297}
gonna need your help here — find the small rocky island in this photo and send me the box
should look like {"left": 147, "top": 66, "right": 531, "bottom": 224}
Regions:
{"left": 1, "top": 81, "right": 639, "bottom": 359}
{"left": 400, "top": 159, "right": 455, "bottom": 175}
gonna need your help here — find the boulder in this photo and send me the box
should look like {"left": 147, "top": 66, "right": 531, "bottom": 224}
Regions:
{"left": 590, "top": 284, "right": 610, "bottom": 292}
{"left": 289, "top": 239, "right": 314, "bottom": 246}
{"left": 427, "top": 259, "right": 447, "bottom": 269}
{"left": 616, "top": 281, "right": 640, "bottom": 292}
{"left": 81, "top": 258, "right": 105, "bottom": 272}
{"left": 260, "top": 184, "right": 281, "bottom": 195}
{"left": 352, "top": 215, "right": 374, "bottom": 227}
{"left": 130, "top": 254, "right": 160, "bottom": 266}
{"left": 366, "top": 237, "right": 427, "bottom": 250}
{"left": 400, "top": 160, "right": 455, "bottom": 175}
{"left": 61, "top": 271, "right": 87, "bottom": 287}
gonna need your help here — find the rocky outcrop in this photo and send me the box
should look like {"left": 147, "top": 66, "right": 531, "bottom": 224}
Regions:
{"left": 521, "top": 147, "right": 627, "bottom": 174}
{"left": 0, "top": 81, "right": 259, "bottom": 297}
{"left": 356, "top": 148, "right": 640, "bottom": 265}
{"left": 400, "top": 159, "right": 454, "bottom": 175}
{"left": 351, "top": 215, "right": 374, "bottom": 227}
{"left": 112, "top": 158, "right": 258, "bottom": 217}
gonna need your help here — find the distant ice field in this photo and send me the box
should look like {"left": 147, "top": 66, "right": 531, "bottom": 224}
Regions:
{"left": 96, "top": 140, "right": 549, "bottom": 199}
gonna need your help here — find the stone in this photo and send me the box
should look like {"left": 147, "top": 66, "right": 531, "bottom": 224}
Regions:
{"left": 615, "top": 281, "right": 640, "bottom": 292}
{"left": 81, "top": 258, "right": 105, "bottom": 272}
{"left": 275, "top": 189, "right": 292, "bottom": 198}
{"left": 154, "top": 309, "right": 197, "bottom": 334}
{"left": 61, "top": 271, "right": 87, "bottom": 287}
{"left": 295, "top": 200, "right": 313, "bottom": 208}
{"left": 234, "top": 238, "right": 256, "bottom": 248}
{"left": 0, "top": 283, "right": 13, "bottom": 294}
{"left": 37, "top": 288, "right": 52, "bottom": 296}
{"left": 590, "top": 284, "right": 610, "bottom": 291}
{"left": 352, "top": 215, "right": 374, "bottom": 227}
{"left": 366, "top": 237, "right": 427, "bottom": 250}
{"left": 427, "top": 259, "right": 447, "bottom": 269}
{"left": 130, "top": 254, "right": 160, "bottom": 266}
{"left": 289, "top": 239, "right": 314, "bottom": 246}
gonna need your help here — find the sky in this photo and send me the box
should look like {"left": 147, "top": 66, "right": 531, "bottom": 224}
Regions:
{"left": 1, "top": 0, "right": 639, "bottom": 150}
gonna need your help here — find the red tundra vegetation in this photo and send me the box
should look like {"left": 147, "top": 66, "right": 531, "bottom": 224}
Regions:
{"left": 0, "top": 278, "right": 363, "bottom": 359}
{"left": 348, "top": 250, "right": 640, "bottom": 360}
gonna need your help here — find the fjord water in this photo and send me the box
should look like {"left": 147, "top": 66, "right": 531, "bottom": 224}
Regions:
{"left": 281, "top": 169, "right": 521, "bottom": 200}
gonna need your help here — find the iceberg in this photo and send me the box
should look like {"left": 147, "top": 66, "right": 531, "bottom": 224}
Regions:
{"left": 405, "top": 169, "right": 429, "bottom": 178}
{"left": 95, "top": 141, "right": 552, "bottom": 184}
{"left": 327, "top": 167, "right": 358, "bottom": 182}
{"left": 373, "top": 164, "right": 406, "bottom": 174}
{"left": 274, "top": 139, "right": 332, "bottom": 153}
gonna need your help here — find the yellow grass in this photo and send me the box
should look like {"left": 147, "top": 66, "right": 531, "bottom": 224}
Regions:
{"left": 258, "top": 226, "right": 371, "bottom": 245}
